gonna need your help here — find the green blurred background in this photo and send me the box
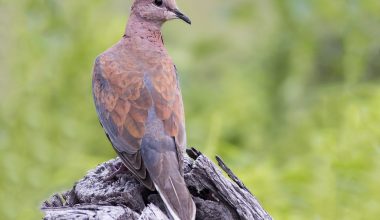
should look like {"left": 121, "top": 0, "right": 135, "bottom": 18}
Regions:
{"left": 1, "top": 0, "right": 380, "bottom": 219}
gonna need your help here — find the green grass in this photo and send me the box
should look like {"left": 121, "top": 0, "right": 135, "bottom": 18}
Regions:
{"left": 1, "top": 0, "right": 380, "bottom": 219}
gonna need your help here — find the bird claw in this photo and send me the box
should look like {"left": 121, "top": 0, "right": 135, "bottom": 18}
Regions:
{"left": 104, "top": 164, "right": 128, "bottom": 181}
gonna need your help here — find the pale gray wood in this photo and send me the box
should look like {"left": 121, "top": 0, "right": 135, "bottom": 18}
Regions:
{"left": 42, "top": 205, "right": 139, "bottom": 220}
{"left": 138, "top": 204, "right": 169, "bottom": 220}
{"left": 41, "top": 148, "right": 272, "bottom": 220}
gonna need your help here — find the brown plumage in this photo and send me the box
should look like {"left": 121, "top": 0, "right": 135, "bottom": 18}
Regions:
{"left": 92, "top": 0, "right": 195, "bottom": 219}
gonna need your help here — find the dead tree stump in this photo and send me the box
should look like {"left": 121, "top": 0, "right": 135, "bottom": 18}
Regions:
{"left": 41, "top": 148, "right": 272, "bottom": 220}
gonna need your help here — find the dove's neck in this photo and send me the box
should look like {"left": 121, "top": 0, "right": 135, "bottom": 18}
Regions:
{"left": 124, "top": 13, "right": 164, "bottom": 46}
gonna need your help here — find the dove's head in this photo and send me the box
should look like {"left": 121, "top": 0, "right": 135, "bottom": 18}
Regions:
{"left": 131, "top": 0, "right": 191, "bottom": 25}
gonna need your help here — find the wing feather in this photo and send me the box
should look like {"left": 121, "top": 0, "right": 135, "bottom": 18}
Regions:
{"left": 92, "top": 55, "right": 154, "bottom": 190}
{"left": 151, "top": 64, "right": 187, "bottom": 176}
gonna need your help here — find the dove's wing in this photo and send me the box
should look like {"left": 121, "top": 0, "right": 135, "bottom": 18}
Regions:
{"left": 149, "top": 61, "right": 187, "bottom": 175}
{"left": 140, "top": 60, "right": 195, "bottom": 220}
{"left": 92, "top": 52, "right": 154, "bottom": 190}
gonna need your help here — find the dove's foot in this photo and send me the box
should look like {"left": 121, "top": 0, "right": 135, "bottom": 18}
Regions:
{"left": 104, "top": 163, "right": 128, "bottom": 181}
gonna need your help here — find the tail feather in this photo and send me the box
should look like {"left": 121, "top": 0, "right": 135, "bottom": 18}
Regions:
{"left": 141, "top": 137, "right": 196, "bottom": 220}
{"left": 154, "top": 176, "right": 195, "bottom": 220}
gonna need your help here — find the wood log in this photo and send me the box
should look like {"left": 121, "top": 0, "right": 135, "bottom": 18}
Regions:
{"left": 41, "top": 148, "right": 272, "bottom": 220}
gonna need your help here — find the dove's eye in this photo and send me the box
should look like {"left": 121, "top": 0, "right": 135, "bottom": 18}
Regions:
{"left": 154, "top": 0, "right": 163, "bottom": 7}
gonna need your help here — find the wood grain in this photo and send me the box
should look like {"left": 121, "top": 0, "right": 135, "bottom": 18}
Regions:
{"left": 42, "top": 148, "right": 272, "bottom": 220}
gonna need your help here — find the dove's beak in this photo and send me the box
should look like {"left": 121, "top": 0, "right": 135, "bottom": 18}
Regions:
{"left": 172, "top": 9, "right": 191, "bottom": 25}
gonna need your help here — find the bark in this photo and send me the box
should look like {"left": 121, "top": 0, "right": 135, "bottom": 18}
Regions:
{"left": 41, "top": 148, "right": 272, "bottom": 220}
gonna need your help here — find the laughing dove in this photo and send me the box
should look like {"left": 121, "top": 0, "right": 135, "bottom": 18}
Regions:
{"left": 92, "top": 0, "right": 195, "bottom": 219}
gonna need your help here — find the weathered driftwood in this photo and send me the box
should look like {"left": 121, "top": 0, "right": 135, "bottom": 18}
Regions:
{"left": 41, "top": 148, "right": 272, "bottom": 220}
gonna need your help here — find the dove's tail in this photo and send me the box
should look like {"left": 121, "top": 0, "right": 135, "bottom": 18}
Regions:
{"left": 153, "top": 176, "right": 196, "bottom": 220}
{"left": 141, "top": 136, "right": 196, "bottom": 220}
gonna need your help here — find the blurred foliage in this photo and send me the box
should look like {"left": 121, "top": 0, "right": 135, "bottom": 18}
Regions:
{"left": 1, "top": 0, "right": 380, "bottom": 219}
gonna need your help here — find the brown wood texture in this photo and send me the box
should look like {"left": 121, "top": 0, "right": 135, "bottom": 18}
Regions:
{"left": 41, "top": 148, "right": 272, "bottom": 220}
